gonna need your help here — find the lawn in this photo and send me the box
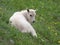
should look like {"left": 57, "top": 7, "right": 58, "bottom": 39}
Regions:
{"left": 0, "top": 0, "right": 60, "bottom": 45}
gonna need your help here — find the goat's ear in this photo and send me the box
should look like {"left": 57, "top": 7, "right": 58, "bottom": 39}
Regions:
{"left": 34, "top": 10, "right": 36, "bottom": 12}
{"left": 27, "top": 9, "right": 29, "bottom": 12}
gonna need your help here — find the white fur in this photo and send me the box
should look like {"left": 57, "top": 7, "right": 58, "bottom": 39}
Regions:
{"left": 9, "top": 9, "right": 37, "bottom": 37}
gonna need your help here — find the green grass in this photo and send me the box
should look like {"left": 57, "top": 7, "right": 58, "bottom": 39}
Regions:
{"left": 0, "top": 0, "right": 60, "bottom": 45}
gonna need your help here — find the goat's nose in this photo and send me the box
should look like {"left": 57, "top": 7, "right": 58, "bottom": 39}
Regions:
{"left": 33, "top": 21, "right": 35, "bottom": 23}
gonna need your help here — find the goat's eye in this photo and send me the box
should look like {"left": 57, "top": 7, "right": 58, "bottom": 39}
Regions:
{"left": 30, "top": 15, "right": 32, "bottom": 17}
